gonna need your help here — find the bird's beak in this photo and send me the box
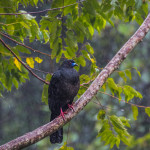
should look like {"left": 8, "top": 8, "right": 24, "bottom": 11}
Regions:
{"left": 72, "top": 63, "right": 78, "bottom": 67}
{"left": 74, "top": 63, "right": 78, "bottom": 66}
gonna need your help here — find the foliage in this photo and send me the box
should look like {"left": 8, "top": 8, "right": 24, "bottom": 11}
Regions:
{"left": 97, "top": 113, "right": 131, "bottom": 149}
{"left": 42, "top": 73, "right": 52, "bottom": 105}
{"left": 0, "top": 0, "right": 148, "bottom": 96}
{"left": 104, "top": 76, "right": 142, "bottom": 102}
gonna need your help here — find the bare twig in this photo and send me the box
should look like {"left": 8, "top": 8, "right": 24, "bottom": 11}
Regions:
{"left": 1, "top": 12, "right": 150, "bottom": 150}
{"left": 30, "top": 67, "right": 52, "bottom": 74}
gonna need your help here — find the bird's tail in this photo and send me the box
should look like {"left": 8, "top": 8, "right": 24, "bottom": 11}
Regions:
{"left": 50, "top": 113, "right": 63, "bottom": 144}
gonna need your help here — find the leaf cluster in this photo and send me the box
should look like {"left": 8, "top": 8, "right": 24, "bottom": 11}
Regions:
{"left": 97, "top": 111, "right": 131, "bottom": 148}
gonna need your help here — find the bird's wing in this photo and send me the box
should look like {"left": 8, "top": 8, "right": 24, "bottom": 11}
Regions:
{"left": 48, "top": 70, "right": 62, "bottom": 97}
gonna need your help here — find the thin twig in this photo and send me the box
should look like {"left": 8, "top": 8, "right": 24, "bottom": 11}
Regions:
{"left": 0, "top": 38, "right": 49, "bottom": 85}
{"left": 0, "top": 32, "right": 51, "bottom": 57}
{"left": 99, "top": 90, "right": 150, "bottom": 109}
{"left": 30, "top": 67, "right": 52, "bottom": 74}
{"left": 0, "top": 1, "right": 85, "bottom": 15}
{"left": 83, "top": 84, "right": 150, "bottom": 109}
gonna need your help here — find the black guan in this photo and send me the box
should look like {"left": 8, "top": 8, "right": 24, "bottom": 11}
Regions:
{"left": 48, "top": 59, "right": 80, "bottom": 144}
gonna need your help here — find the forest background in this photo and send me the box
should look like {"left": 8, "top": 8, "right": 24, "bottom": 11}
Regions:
{"left": 0, "top": 0, "right": 150, "bottom": 150}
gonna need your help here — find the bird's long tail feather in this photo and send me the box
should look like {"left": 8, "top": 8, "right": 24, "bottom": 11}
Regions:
{"left": 50, "top": 113, "right": 63, "bottom": 144}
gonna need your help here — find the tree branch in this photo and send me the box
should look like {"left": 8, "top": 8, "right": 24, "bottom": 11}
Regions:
{"left": 1, "top": 13, "right": 150, "bottom": 150}
{"left": 0, "top": 32, "right": 51, "bottom": 57}
{"left": 0, "top": 38, "right": 49, "bottom": 85}
{"left": 0, "top": 0, "right": 85, "bottom": 15}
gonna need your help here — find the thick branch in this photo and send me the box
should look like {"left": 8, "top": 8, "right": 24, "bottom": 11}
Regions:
{"left": 1, "top": 13, "right": 150, "bottom": 150}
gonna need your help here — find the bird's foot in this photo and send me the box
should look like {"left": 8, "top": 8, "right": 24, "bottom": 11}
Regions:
{"left": 59, "top": 108, "right": 67, "bottom": 121}
{"left": 68, "top": 103, "right": 75, "bottom": 112}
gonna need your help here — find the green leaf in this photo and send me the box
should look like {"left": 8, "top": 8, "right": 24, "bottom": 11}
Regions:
{"left": 98, "top": 120, "right": 110, "bottom": 135}
{"left": 45, "top": 73, "right": 52, "bottom": 82}
{"left": 63, "top": 49, "right": 73, "bottom": 59}
{"left": 131, "top": 105, "right": 138, "bottom": 120}
{"left": 80, "top": 74, "right": 90, "bottom": 84}
{"left": 42, "top": 84, "right": 48, "bottom": 105}
{"left": 119, "top": 135, "right": 130, "bottom": 146}
{"left": 134, "top": 67, "right": 141, "bottom": 78}
{"left": 65, "top": 47, "right": 76, "bottom": 57}
{"left": 107, "top": 78, "right": 118, "bottom": 90}
{"left": 97, "top": 118, "right": 121, "bottom": 148}
{"left": 56, "top": 50, "right": 63, "bottom": 63}
{"left": 145, "top": 108, "right": 150, "bottom": 117}
{"left": 142, "top": 3, "right": 148, "bottom": 15}
{"left": 81, "top": 50, "right": 91, "bottom": 60}
{"left": 33, "top": 0, "right": 38, "bottom": 6}
{"left": 42, "top": 30, "right": 50, "bottom": 44}
{"left": 119, "top": 116, "right": 131, "bottom": 128}
{"left": 107, "top": 78, "right": 118, "bottom": 95}
{"left": 135, "top": 13, "right": 143, "bottom": 25}
{"left": 97, "top": 110, "right": 106, "bottom": 120}
{"left": 37, "top": 30, "right": 44, "bottom": 41}
{"left": 4, "top": 70, "right": 12, "bottom": 91}
{"left": 123, "top": 85, "right": 142, "bottom": 102}
{"left": 12, "top": 78, "right": 19, "bottom": 89}
{"left": 110, "top": 137, "right": 117, "bottom": 148}
{"left": 114, "top": 5, "right": 123, "bottom": 20}
{"left": 88, "top": 24, "right": 94, "bottom": 36}
{"left": 83, "top": 0, "right": 96, "bottom": 16}
{"left": 63, "top": 0, "right": 77, "bottom": 16}
{"left": 76, "top": 56, "right": 86, "bottom": 67}
{"left": 110, "top": 115, "right": 125, "bottom": 130}
{"left": 116, "top": 86, "right": 122, "bottom": 101}
{"left": 118, "top": 71, "right": 127, "bottom": 82}
{"left": 15, "top": 45, "right": 31, "bottom": 54}
{"left": 51, "top": 37, "right": 62, "bottom": 59}
{"left": 7, "top": 25, "right": 14, "bottom": 35}
{"left": 20, "top": 22, "right": 30, "bottom": 29}
{"left": 86, "top": 43, "right": 94, "bottom": 54}
{"left": 65, "top": 30, "right": 78, "bottom": 50}
{"left": 19, "top": 10, "right": 36, "bottom": 20}
{"left": 125, "top": 70, "right": 132, "bottom": 80}
{"left": 116, "top": 137, "right": 120, "bottom": 148}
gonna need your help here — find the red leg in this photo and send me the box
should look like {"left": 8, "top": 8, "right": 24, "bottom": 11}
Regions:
{"left": 59, "top": 108, "right": 67, "bottom": 120}
{"left": 68, "top": 103, "right": 75, "bottom": 111}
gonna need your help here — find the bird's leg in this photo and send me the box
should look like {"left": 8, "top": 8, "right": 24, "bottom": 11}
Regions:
{"left": 59, "top": 108, "right": 67, "bottom": 121}
{"left": 68, "top": 103, "right": 75, "bottom": 112}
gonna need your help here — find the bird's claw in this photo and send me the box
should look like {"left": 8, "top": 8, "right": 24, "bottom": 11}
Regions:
{"left": 59, "top": 108, "right": 67, "bottom": 121}
{"left": 68, "top": 103, "right": 75, "bottom": 112}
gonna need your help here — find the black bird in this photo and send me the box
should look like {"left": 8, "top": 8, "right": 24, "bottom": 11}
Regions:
{"left": 48, "top": 59, "right": 80, "bottom": 144}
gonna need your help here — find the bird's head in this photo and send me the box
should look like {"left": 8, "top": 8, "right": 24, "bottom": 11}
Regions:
{"left": 60, "top": 59, "right": 78, "bottom": 68}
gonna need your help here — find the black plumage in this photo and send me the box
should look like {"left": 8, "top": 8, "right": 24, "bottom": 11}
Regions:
{"left": 48, "top": 59, "right": 80, "bottom": 144}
